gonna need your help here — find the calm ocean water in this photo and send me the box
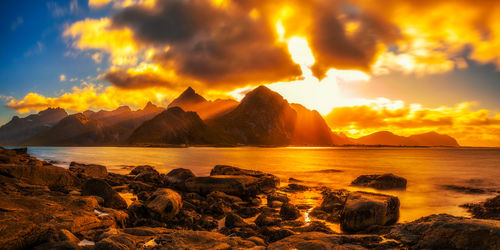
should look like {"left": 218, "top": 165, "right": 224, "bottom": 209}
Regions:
{"left": 28, "top": 146, "right": 500, "bottom": 222}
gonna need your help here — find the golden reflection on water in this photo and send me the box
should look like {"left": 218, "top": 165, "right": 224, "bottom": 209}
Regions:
{"left": 29, "top": 146, "right": 500, "bottom": 223}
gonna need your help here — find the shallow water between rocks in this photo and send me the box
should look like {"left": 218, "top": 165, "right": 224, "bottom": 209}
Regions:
{"left": 28, "top": 146, "right": 500, "bottom": 224}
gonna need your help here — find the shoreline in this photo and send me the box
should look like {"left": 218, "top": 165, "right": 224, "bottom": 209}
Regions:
{"left": 1, "top": 147, "right": 499, "bottom": 249}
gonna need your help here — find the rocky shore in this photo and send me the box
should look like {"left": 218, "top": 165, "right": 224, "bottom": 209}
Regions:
{"left": 1, "top": 147, "right": 499, "bottom": 249}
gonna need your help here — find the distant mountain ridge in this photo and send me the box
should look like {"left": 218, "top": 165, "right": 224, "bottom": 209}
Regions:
{"left": 0, "top": 86, "right": 460, "bottom": 147}
{"left": 0, "top": 107, "right": 67, "bottom": 145}
{"left": 352, "top": 131, "right": 459, "bottom": 147}
{"left": 24, "top": 102, "right": 164, "bottom": 146}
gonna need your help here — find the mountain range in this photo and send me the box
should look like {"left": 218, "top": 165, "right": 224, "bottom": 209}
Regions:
{"left": 0, "top": 86, "right": 459, "bottom": 147}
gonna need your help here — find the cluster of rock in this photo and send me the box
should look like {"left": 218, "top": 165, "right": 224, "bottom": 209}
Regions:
{"left": 461, "top": 195, "right": 500, "bottom": 220}
{"left": 1, "top": 147, "right": 499, "bottom": 249}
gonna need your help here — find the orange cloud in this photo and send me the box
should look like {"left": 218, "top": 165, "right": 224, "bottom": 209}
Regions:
{"left": 353, "top": 0, "right": 500, "bottom": 74}
{"left": 63, "top": 18, "right": 142, "bottom": 66}
{"left": 66, "top": 0, "right": 500, "bottom": 90}
{"left": 326, "top": 100, "right": 500, "bottom": 147}
{"left": 4, "top": 83, "right": 176, "bottom": 113}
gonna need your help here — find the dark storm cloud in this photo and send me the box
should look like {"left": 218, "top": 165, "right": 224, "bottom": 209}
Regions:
{"left": 109, "top": 0, "right": 301, "bottom": 88}
{"left": 106, "top": 0, "right": 401, "bottom": 88}
{"left": 112, "top": 0, "right": 220, "bottom": 44}
{"left": 309, "top": 1, "right": 400, "bottom": 77}
{"left": 104, "top": 68, "right": 176, "bottom": 89}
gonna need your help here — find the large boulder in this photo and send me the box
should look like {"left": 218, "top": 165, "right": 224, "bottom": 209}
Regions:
{"left": 145, "top": 188, "right": 182, "bottom": 222}
{"left": 165, "top": 168, "right": 195, "bottom": 190}
{"left": 388, "top": 214, "right": 500, "bottom": 249}
{"left": 351, "top": 174, "right": 407, "bottom": 190}
{"left": 340, "top": 191, "right": 399, "bottom": 233}
{"left": 309, "top": 189, "right": 349, "bottom": 223}
{"left": 128, "top": 165, "right": 157, "bottom": 175}
{"left": 320, "top": 189, "right": 349, "bottom": 212}
{"left": 280, "top": 203, "right": 300, "bottom": 220}
{"left": 166, "top": 168, "right": 195, "bottom": 181}
{"left": 129, "top": 165, "right": 163, "bottom": 185}
{"left": 0, "top": 163, "right": 78, "bottom": 190}
{"left": 210, "top": 165, "right": 279, "bottom": 193}
{"left": 153, "top": 229, "right": 257, "bottom": 249}
{"left": 268, "top": 232, "right": 388, "bottom": 249}
{"left": 69, "top": 162, "right": 107, "bottom": 179}
{"left": 82, "top": 179, "right": 127, "bottom": 210}
{"left": 185, "top": 175, "right": 261, "bottom": 197}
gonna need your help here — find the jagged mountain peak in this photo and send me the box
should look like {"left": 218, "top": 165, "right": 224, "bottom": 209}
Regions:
{"left": 168, "top": 87, "right": 207, "bottom": 108}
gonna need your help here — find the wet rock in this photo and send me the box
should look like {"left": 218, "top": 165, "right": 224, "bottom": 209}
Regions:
{"left": 268, "top": 232, "right": 385, "bottom": 249}
{"left": 128, "top": 181, "right": 156, "bottom": 195}
{"left": 320, "top": 189, "right": 349, "bottom": 212}
{"left": 185, "top": 175, "right": 261, "bottom": 197}
{"left": 128, "top": 165, "right": 157, "bottom": 175}
{"left": 267, "top": 192, "right": 289, "bottom": 205}
{"left": 442, "top": 184, "right": 486, "bottom": 194}
{"left": 145, "top": 188, "right": 182, "bottom": 222}
{"left": 225, "top": 212, "right": 248, "bottom": 228}
{"left": 260, "top": 226, "right": 294, "bottom": 242}
{"left": 291, "top": 221, "right": 335, "bottom": 234}
{"left": 130, "top": 165, "right": 163, "bottom": 185}
{"left": 236, "top": 206, "right": 261, "bottom": 218}
{"left": 288, "top": 177, "right": 303, "bottom": 182}
{"left": 461, "top": 195, "right": 500, "bottom": 220}
{"left": 251, "top": 196, "right": 262, "bottom": 205}
{"left": 33, "top": 240, "right": 79, "bottom": 250}
{"left": 308, "top": 189, "right": 349, "bottom": 222}
{"left": 69, "top": 162, "right": 108, "bottom": 179}
{"left": 153, "top": 230, "right": 258, "bottom": 249}
{"left": 166, "top": 168, "right": 195, "bottom": 183}
{"left": 95, "top": 233, "right": 138, "bottom": 250}
{"left": 269, "top": 200, "right": 283, "bottom": 208}
{"left": 82, "top": 179, "right": 127, "bottom": 210}
{"left": 0, "top": 194, "right": 119, "bottom": 249}
{"left": 388, "top": 214, "right": 500, "bottom": 249}
{"left": 340, "top": 191, "right": 400, "bottom": 233}
{"left": 136, "top": 191, "right": 150, "bottom": 202}
{"left": 207, "top": 191, "right": 243, "bottom": 204}
{"left": 308, "top": 207, "right": 338, "bottom": 222}
{"left": 280, "top": 203, "right": 300, "bottom": 220}
{"left": 0, "top": 162, "right": 78, "bottom": 190}
{"left": 351, "top": 173, "right": 407, "bottom": 190}
{"left": 105, "top": 173, "right": 132, "bottom": 186}
{"left": 255, "top": 212, "right": 282, "bottom": 227}
{"left": 281, "top": 183, "right": 309, "bottom": 192}
{"left": 126, "top": 201, "right": 149, "bottom": 226}
{"left": 210, "top": 165, "right": 280, "bottom": 193}
{"left": 247, "top": 236, "right": 266, "bottom": 246}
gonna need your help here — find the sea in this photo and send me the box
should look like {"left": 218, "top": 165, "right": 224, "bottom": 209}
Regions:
{"left": 27, "top": 146, "right": 500, "bottom": 223}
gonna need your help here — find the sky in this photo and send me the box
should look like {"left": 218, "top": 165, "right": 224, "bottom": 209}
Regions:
{"left": 1, "top": 0, "right": 500, "bottom": 146}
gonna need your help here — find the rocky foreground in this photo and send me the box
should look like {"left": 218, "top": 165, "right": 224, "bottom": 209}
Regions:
{"left": 1, "top": 147, "right": 499, "bottom": 249}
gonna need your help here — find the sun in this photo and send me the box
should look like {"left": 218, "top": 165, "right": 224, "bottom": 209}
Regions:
{"left": 259, "top": 24, "right": 370, "bottom": 115}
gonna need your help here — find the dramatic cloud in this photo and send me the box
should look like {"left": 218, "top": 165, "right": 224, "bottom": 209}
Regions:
{"left": 11, "top": 0, "right": 497, "bottom": 146}
{"left": 4, "top": 83, "right": 176, "bottom": 113}
{"left": 88, "top": 0, "right": 112, "bottom": 8}
{"left": 104, "top": 63, "right": 180, "bottom": 89}
{"left": 354, "top": 0, "right": 500, "bottom": 74}
{"left": 111, "top": 0, "right": 301, "bottom": 88}
{"left": 64, "top": 18, "right": 142, "bottom": 66}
